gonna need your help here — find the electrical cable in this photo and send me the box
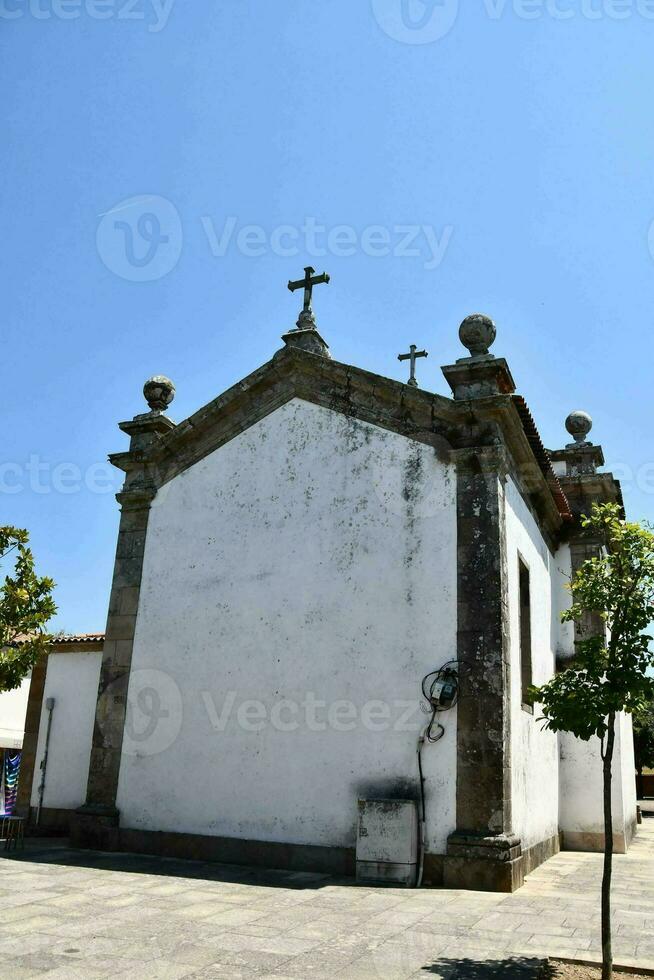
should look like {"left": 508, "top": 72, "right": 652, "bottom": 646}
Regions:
{"left": 420, "top": 660, "right": 460, "bottom": 743}
{"left": 416, "top": 660, "right": 460, "bottom": 888}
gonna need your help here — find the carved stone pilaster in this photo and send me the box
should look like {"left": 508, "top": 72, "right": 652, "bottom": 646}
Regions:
{"left": 72, "top": 406, "right": 175, "bottom": 848}
{"left": 548, "top": 412, "right": 623, "bottom": 667}
{"left": 444, "top": 447, "right": 523, "bottom": 892}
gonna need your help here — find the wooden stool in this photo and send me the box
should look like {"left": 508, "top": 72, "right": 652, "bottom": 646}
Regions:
{"left": 2, "top": 816, "right": 25, "bottom": 851}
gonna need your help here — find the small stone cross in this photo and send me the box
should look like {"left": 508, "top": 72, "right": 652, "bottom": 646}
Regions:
{"left": 288, "top": 266, "right": 330, "bottom": 328}
{"left": 398, "top": 345, "right": 428, "bottom": 388}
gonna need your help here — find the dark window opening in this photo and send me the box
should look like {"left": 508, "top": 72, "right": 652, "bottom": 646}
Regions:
{"left": 519, "top": 558, "right": 533, "bottom": 708}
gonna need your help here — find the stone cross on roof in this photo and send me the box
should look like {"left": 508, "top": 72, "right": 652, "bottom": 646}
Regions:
{"left": 288, "top": 266, "right": 330, "bottom": 330}
{"left": 398, "top": 344, "right": 428, "bottom": 388}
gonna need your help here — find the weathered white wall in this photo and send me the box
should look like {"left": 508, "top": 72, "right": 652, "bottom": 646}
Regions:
{"left": 555, "top": 561, "right": 638, "bottom": 851}
{"left": 504, "top": 476, "right": 560, "bottom": 849}
{"left": 558, "top": 719, "right": 635, "bottom": 852}
{"left": 116, "top": 399, "right": 458, "bottom": 854}
{"left": 550, "top": 534, "right": 628, "bottom": 848}
{"left": 30, "top": 652, "right": 102, "bottom": 810}
{"left": 618, "top": 713, "right": 637, "bottom": 840}
{"left": 0, "top": 674, "right": 31, "bottom": 749}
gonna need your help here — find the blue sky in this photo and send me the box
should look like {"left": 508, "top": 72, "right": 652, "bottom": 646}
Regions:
{"left": 2, "top": 1, "right": 654, "bottom": 632}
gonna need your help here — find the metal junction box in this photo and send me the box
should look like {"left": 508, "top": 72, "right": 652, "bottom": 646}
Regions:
{"left": 356, "top": 799, "right": 418, "bottom": 887}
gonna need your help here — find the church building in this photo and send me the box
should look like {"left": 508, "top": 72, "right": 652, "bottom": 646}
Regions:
{"left": 17, "top": 273, "right": 637, "bottom": 892}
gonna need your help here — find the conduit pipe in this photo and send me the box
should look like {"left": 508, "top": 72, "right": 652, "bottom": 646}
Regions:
{"left": 35, "top": 696, "right": 55, "bottom": 826}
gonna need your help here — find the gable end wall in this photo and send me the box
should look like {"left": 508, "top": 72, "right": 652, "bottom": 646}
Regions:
{"left": 114, "top": 399, "right": 459, "bottom": 858}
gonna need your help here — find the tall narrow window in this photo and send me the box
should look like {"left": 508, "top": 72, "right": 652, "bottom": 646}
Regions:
{"left": 519, "top": 558, "right": 533, "bottom": 708}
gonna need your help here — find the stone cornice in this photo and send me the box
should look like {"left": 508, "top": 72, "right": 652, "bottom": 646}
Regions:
{"left": 137, "top": 346, "right": 460, "bottom": 486}
{"left": 106, "top": 345, "right": 569, "bottom": 547}
{"left": 444, "top": 395, "right": 568, "bottom": 550}
{"left": 557, "top": 471, "right": 625, "bottom": 522}
{"left": 118, "top": 414, "right": 176, "bottom": 440}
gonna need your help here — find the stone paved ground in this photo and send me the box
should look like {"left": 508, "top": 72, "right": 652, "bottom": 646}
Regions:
{"left": 1, "top": 816, "right": 653, "bottom": 979}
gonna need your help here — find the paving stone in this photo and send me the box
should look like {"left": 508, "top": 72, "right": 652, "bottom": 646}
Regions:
{"left": 0, "top": 962, "right": 49, "bottom": 980}
{"left": 162, "top": 943, "right": 235, "bottom": 970}
{"left": 256, "top": 935, "right": 326, "bottom": 956}
{"left": 229, "top": 923, "right": 286, "bottom": 939}
{"left": 1, "top": 949, "right": 71, "bottom": 975}
{"left": 110, "top": 960, "right": 196, "bottom": 979}
{"left": 202, "top": 906, "right": 272, "bottom": 927}
{"left": 103, "top": 893, "right": 146, "bottom": 909}
{"left": 167, "top": 900, "right": 241, "bottom": 920}
{"left": 0, "top": 931, "right": 58, "bottom": 956}
{"left": 1, "top": 822, "right": 654, "bottom": 976}
{"left": 204, "top": 948, "right": 297, "bottom": 973}
{"left": 50, "top": 935, "right": 147, "bottom": 960}
{"left": 187, "top": 967, "right": 260, "bottom": 980}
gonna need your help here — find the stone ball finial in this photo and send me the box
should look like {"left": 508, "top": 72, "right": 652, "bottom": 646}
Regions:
{"left": 143, "top": 375, "right": 176, "bottom": 414}
{"left": 459, "top": 313, "right": 496, "bottom": 358}
{"left": 565, "top": 410, "right": 593, "bottom": 445}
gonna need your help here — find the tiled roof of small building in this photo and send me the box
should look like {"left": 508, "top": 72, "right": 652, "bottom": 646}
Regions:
{"left": 11, "top": 632, "right": 105, "bottom": 646}
{"left": 52, "top": 633, "right": 105, "bottom": 645}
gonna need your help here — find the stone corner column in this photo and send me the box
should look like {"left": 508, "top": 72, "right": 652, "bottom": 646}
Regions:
{"left": 549, "top": 411, "right": 621, "bottom": 669}
{"left": 72, "top": 381, "right": 176, "bottom": 851}
{"left": 440, "top": 314, "right": 523, "bottom": 892}
{"left": 443, "top": 446, "right": 523, "bottom": 893}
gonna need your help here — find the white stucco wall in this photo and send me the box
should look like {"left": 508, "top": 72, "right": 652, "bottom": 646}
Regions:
{"left": 30, "top": 652, "right": 102, "bottom": 810}
{"left": 0, "top": 674, "right": 31, "bottom": 749}
{"left": 619, "top": 713, "right": 637, "bottom": 835}
{"left": 504, "top": 476, "right": 560, "bottom": 849}
{"left": 558, "top": 717, "right": 635, "bottom": 851}
{"left": 116, "top": 398, "right": 458, "bottom": 854}
{"left": 555, "top": 560, "right": 638, "bottom": 851}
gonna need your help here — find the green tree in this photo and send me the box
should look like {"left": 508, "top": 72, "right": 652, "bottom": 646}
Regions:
{"left": 633, "top": 700, "right": 654, "bottom": 799}
{"left": 533, "top": 503, "right": 654, "bottom": 980}
{"left": 0, "top": 526, "right": 56, "bottom": 693}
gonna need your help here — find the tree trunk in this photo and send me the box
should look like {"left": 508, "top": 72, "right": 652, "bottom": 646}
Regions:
{"left": 602, "top": 712, "right": 616, "bottom": 980}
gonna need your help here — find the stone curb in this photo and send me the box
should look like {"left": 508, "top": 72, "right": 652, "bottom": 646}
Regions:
{"left": 550, "top": 957, "right": 654, "bottom": 977}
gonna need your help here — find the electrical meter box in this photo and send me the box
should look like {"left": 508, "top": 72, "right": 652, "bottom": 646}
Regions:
{"left": 356, "top": 799, "right": 418, "bottom": 886}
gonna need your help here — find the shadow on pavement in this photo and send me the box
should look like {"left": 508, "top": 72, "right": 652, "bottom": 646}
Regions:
{"left": 420, "top": 957, "right": 555, "bottom": 978}
{"left": 0, "top": 837, "right": 348, "bottom": 891}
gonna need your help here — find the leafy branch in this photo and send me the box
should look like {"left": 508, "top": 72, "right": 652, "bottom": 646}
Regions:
{"left": 532, "top": 502, "right": 654, "bottom": 980}
{"left": 0, "top": 526, "right": 56, "bottom": 693}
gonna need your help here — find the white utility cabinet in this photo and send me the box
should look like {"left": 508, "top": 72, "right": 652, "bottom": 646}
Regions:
{"left": 356, "top": 798, "right": 418, "bottom": 886}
